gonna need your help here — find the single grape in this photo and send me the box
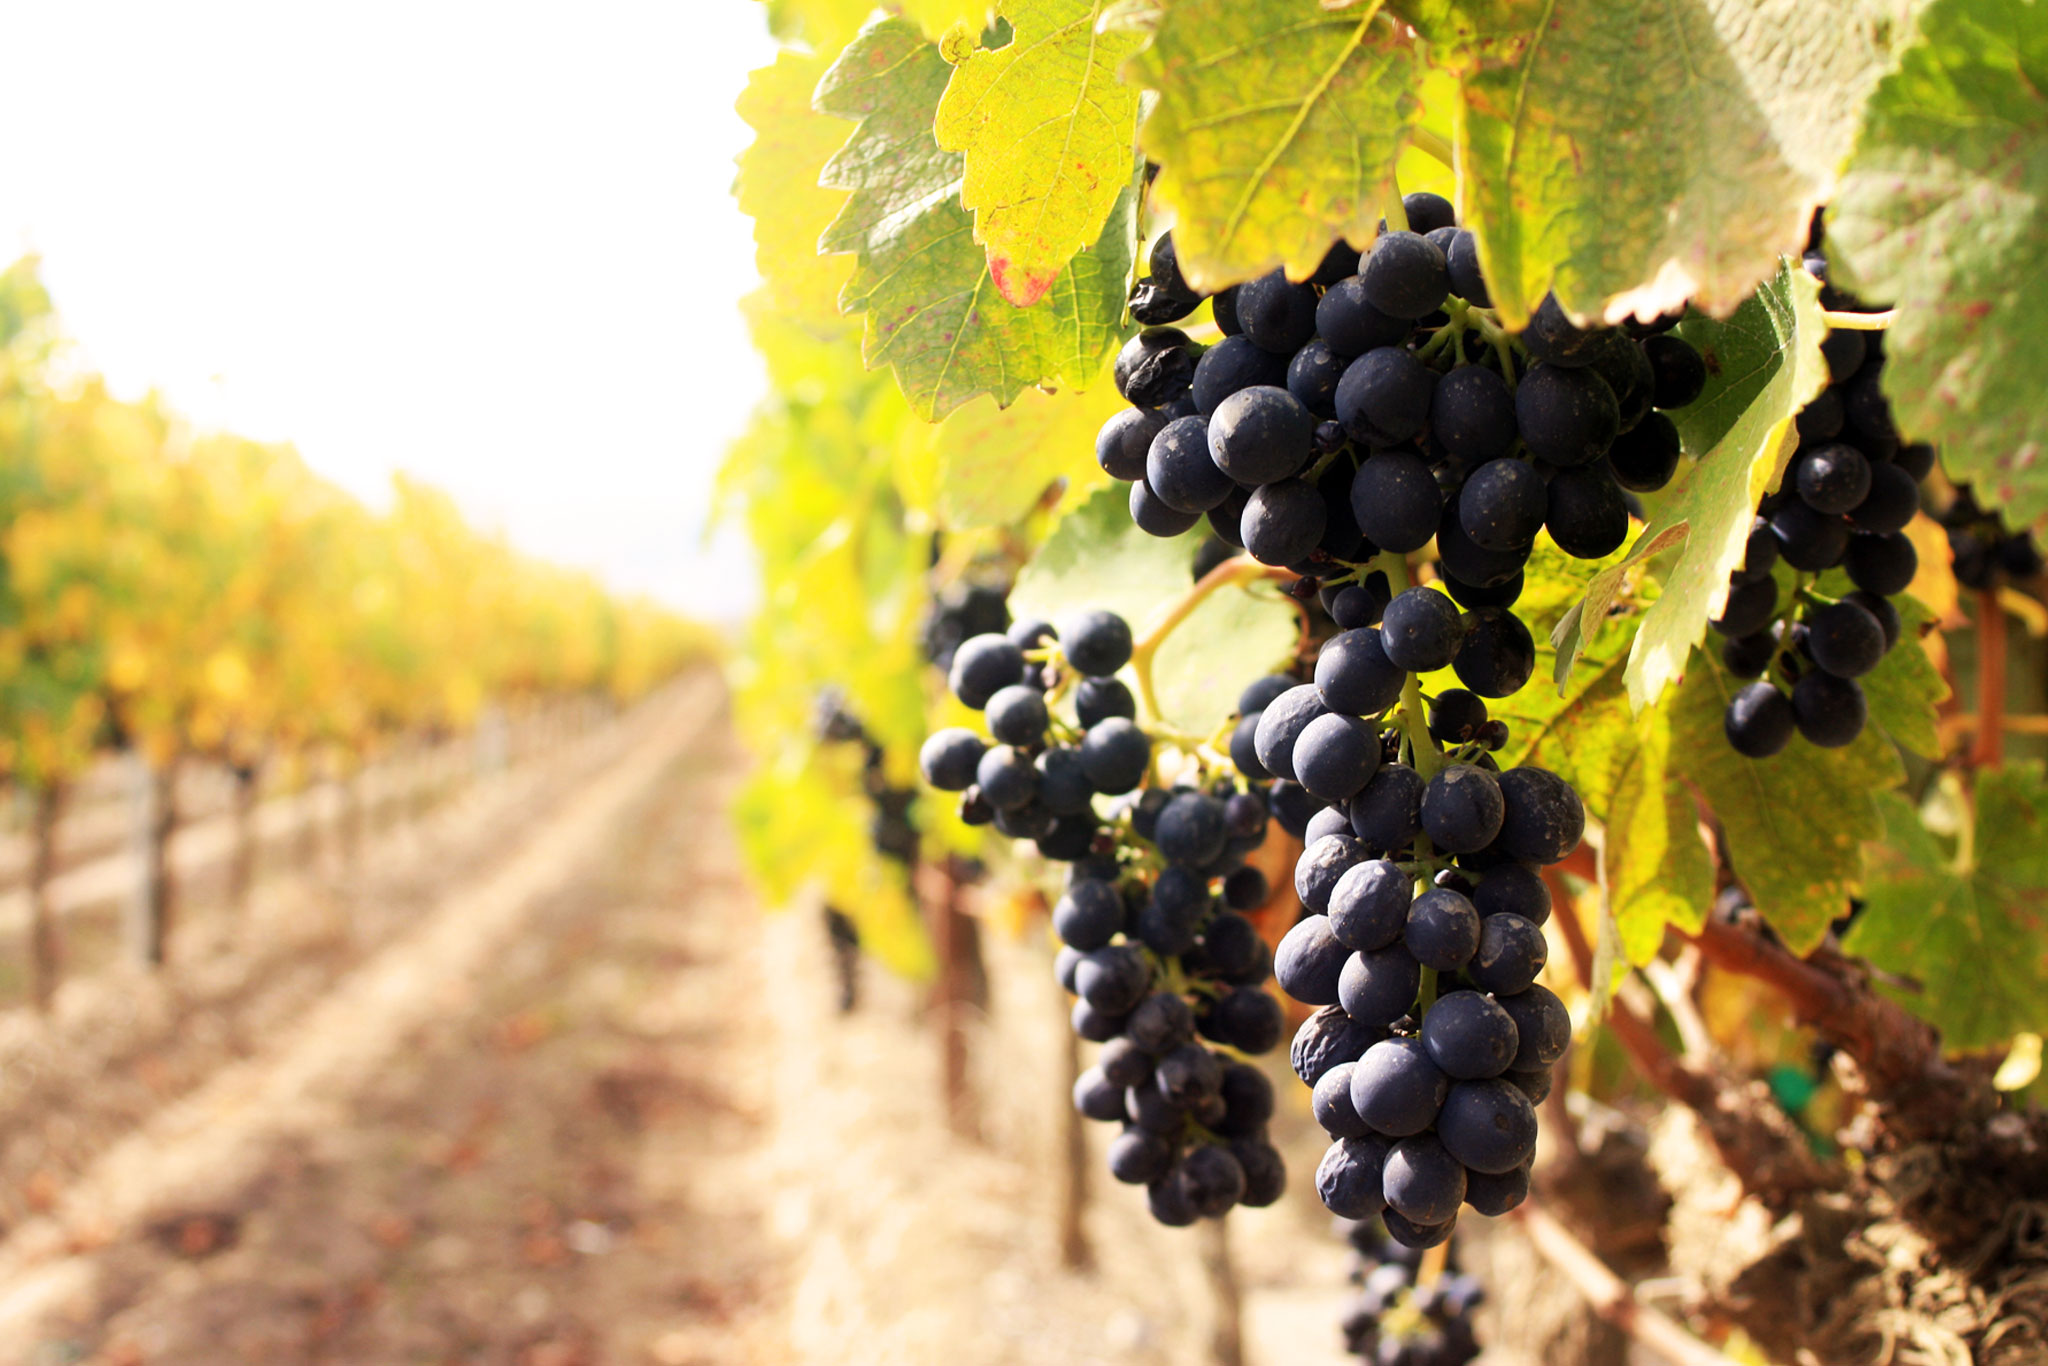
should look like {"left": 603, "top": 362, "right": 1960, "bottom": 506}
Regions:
{"left": 1445, "top": 229, "right": 1490, "bottom": 307}
{"left": 1337, "top": 347, "right": 1438, "bottom": 446}
{"left": 1330, "top": 575, "right": 1392, "bottom": 631}
{"left": 1846, "top": 529, "right": 1918, "bottom": 596}
{"left": 1437, "top": 1077, "right": 1539, "bottom": 1174}
{"left": 1421, "top": 764, "right": 1505, "bottom": 853}
{"left": 1063, "top": 608, "right": 1133, "bottom": 676}
{"left": 1497, "top": 983, "right": 1570, "bottom": 1070}
{"left": 1075, "top": 676, "right": 1136, "bottom": 729}
{"left": 919, "top": 728, "right": 987, "bottom": 791}
{"left": 1276, "top": 914, "right": 1351, "bottom": 1006}
{"left": 1722, "top": 630, "right": 1777, "bottom": 680}
{"left": 1429, "top": 689, "right": 1489, "bottom": 746}
{"left": 1107, "top": 1128, "right": 1174, "bottom": 1184}
{"left": 1241, "top": 478, "right": 1328, "bottom": 566}
{"left": 1772, "top": 500, "right": 1851, "bottom": 571}
{"left": 1305, "top": 806, "right": 1351, "bottom": 846}
{"left": 1791, "top": 669, "right": 1867, "bottom": 747}
{"left": 1146, "top": 415, "right": 1233, "bottom": 513}
{"left": 1236, "top": 270, "right": 1320, "bottom": 354}
{"left": 1432, "top": 365, "right": 1519, "bottom": 462}
{"left": 1349, "top": 1036, "right": 1451, "bottom": 1137}
{"left": 1114, "top": 327, "right": 1198, "bottom": 408}
{"left": 1206, "top": 987, "right": 1284, "bottom": 1054}
{"left": 1329, "top": 859, "right": 1413, "bottom": 952}
{"left": 1518, "top": 293, "right": 1606, "bottom": 366}
{"left": 1850, "top": 462, "right": 1920, "bottom": 535}
{"left": 1798, "top": 387, "right": 1847, "bottom": 443}
{"left": 1191, "top": 335, "right": 1291, "bottom": 417}
{"left": 1821, "top": 327, "right": 1867, "bottom": 382}
{"left": 1517, "top": 363, "right": 1620, "bottom": 465}
{"left": 1293, "top": 1003, "right": 1387, "bottom": 1086}
{"left": 1421, "top": 990, "right": 1520, "bottom": 1080}
{"left": 1493, "top": 766, "right": 1586, "bottom": 864}
{"left": 948, "top": 632, "right": 1025, "bottom": 708}
{"left": 1096, "top": 407, "right": 1167, "bottom": 481}
{"left": 1074, "top": 944, "right": 1151, "bottom": 1013}
{"left": 1463, "top": 1162, "right": 1531, "bottom": 1216}
{"left": 1209, "top": 385, "right": 1315, "bottom": 485}
{"left": 985, "top": 684, "right": 1048, "bottom": 746}
{"left": 1436, "top": 513, "right": 1532, "bottom": 588}
{"left": 1130, "top": 478, "right": 1201, "bottom": 537}
{"left": 1349, "top": 763, "right": 1425, "bottom": 854}
{"left": 1313, "top": 1061, "right": 1374, "bottom": 1138}
{"left": 1846, "top": 590, "right": 1902, "bottom": 651}
{"left": 1316, "top": 276, "right": 1411, "bottom": 357}
{"left": 1546, "top": 464, "right": 1630, "bottom": 560}
{"left": 1406, "top": 887, "right": 1482, "bottom": 971}
{"left": 1156, "top": 792, "right": 1229, "bottom": 866}
{"left": 1154, "top": 1042, "right": 1225, "bottom": 1106}
{"left": 1254, "top": 683, "right": 1331, "bottom": 782}
{"left": 1381, "top": 587, "right": 1465, "bottom": 672}
{"left": 1349, "top": 448, "right": 1443, "bottom": 554}
{"left": 1362, "top": 230, "right": 1450, "bottom": 319}
{"left": 1073, "top": 1066, "right": 1128, "bottom": 1121}
{"left": 1459, "top": 457, "right": 1546, "bottom": 551}
{"left": 1897, "top": 443, "right": 1937, "bottom": 481}
{"left": 1383, "top": 1133, "right": 1468, "bottom": 1226}
{"left": 975, "top": 744, "right": 1039, "bottom": 810}
{"left": 1315, "top": 628, "right": 1408, "bottom": 717}
{"left": 1710, "top": 576, "right": 1778, "bottom": 638}
{"left": 1805, "top": 599, "right": 1887, "bottom": 678}
{"left": 1078, "top": 717, "right": 1150, "bottom": 793}
{"left": 1469, "top": 912, "right": 1548, "bottom": 995}
{"left": 1338, "top": 943, "right": 1424, "bottom": 1027}
{"left": 1071, "top": 999, "right": 1128, "bottom": 1042}
{"left": 1441, "top": 569, "right": 1524, "bottom": 610}
{"left": 1053, "top": 879, "right": 1124, "bottom": 950}
{"left": 1473, "top": 862, "right": 1550, "bottom": 925}
{"left": 1608, "top": 411, "right": 1682, "bottom": 492}
{"left": 1796, "top": 443, "right": 1873, "bottom": 516}
{"left": 1295, "top": 712, "right": 1384, "bottom": 803}
{"left": 1452, "top": 606, "right": 1536, "bottom": 698}
{"left": 1286, "top": 338, "right": 1349, "bottom": 419}
{"left": 1642, "top": 333, "right": 1707, "bottom": 408}
{"left": 1317, "top": 1134, "right": 1393, "bottom": 1219}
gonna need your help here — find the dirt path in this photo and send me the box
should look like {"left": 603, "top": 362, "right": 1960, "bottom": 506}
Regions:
{"left": 2, "top": 696, "right": 1457, "bottom": 1366}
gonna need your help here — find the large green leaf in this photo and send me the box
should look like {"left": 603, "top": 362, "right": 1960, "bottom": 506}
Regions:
{"left": 1849, "top": 775, "right": 2048, "bottom": 1051}
{"left": 1010, "top": 485, "right": 1297, "bottom": 730}
{"left": 1426, "top": 0, "right": 1898, "bottom": 326}
{"left": 1126, "top": 0, "right": 1422, "bottom": 290}
{"left": 1666, "top": 649, "right": 1904, "bottom": 953}
{"left": 815, "top": 17, "right": 1134, "bottom": 420}
{"left": 1550, "top": 262, "right": 1829, "bottom": 711}
{"left": 1828, "top": 0, "right": 2048, "bottom": 528}
{"left": 934, "top": 0, "right": 1146, "bottom": 306}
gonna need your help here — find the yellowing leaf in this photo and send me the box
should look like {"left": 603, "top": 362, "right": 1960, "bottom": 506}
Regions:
{"left": 1828, "top": 0, "right": 2048, "bottom": 528}
{"left": 817, "top": 17, "right": 1136, "bottom": 419}
{"left": 902, "top": 0, "right": 993, "bottom": 37}
{"left": 935, "top": 0, "right": 1145, "bottom": 306}
{"left": 932, "top": 370, "right": 1127, "bottom": 529}
{"left": 1128, "top": 0, "right": 1422, "bottom": 290}
{"left": 1431, "top": 0, "right": 1899, "bottom": 325}
{"left": 734, "top": 52, "right": 856, "bottom": 330}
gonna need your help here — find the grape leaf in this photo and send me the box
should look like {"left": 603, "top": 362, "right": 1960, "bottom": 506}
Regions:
{"left": 1550, "top": 261, "right": 1829, "bottom": 710}
{"left": 1126, "top": 0, "right": 1422, "bottom": 290}
{"left": 932, "top": 375, "right": 1127, "bottom": 530}
{"left": 1426, "top": 0, "right": 1898, "bottom": 325}
{"left": 1010, "top": 485, "right": 1297, "bottom": 730}
{"left": 1849, "top": 775, "right": 2048, "bottom": 1051}
{"left": 934, "top": 0, "right": 1146, "bottom": 307}
{"left": 815, "top": 16, "right": 1135, "bottom": 420}
{"left": 903, "top": 0, "right": 995, "bottom": 36}
{"left": 1827, "top": 0, "right": 2048, "bottom": 528}
{"left": 735, "top": 52, "right": 856, "bottom": 330}
{"left": 734, "top": 755, "right": 936, "bottom": 980}
{"left": 1666, "top": 649, "right": 1903, "bottom": 953}
{"left": 1484, "top": 537, "right": 1712, "bottom": 976}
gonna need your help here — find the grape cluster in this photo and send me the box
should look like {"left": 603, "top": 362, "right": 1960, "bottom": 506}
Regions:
{"left": 1336, "top": 1218, "right": 1486, "bottom": 1366}
{"left": 1097, "top": 195, "right": 1706, "bottom": 611}
{"left": 918, "top": 610, "right": 1291, "bottom": 1225}
{"left": 1941, "top": 488, "right": 2041, "bottom": 591}
{"left": 1242, "top": 657, "right": 1575, "bottom": 1243}
{"left": 814, "top": 689, "right": 919, "bottom": 865}
{"left": 1717, "top": 255, "right": 1927, "bottom": 758}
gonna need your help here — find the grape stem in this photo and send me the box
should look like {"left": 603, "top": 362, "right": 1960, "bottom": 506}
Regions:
{"left": 1128, "top": 555, "right": 1292, "bottom": 729}
{"left": 1509, "top": 1204, "right": 1744, "bottom": 1366}
{"left": 1970, "top": 587, "right": 2006, "bottom": 771}
{"left": 1409, "top": 126, "right": 1455, "bottom": 170}
{"left": 1820, "top": 308, "right": 1895, "bottom": 331}
{"left": 1375, "top": 551, "right": 1445, "bottom": 782}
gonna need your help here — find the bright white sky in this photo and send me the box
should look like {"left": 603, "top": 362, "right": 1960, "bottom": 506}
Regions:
{"left": 0, "top": 2, "right": 779, "bottom": 621}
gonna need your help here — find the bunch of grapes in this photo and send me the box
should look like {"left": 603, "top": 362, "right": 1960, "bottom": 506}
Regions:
{"left": 1717, "top": 253, "right": 1927, "bottom": 758}
{"left": 1941, "top": 488, "right": 2041, "bottom": 591}
{"left": 1097, "top": 193, "right": 1706, "bottom": 611}
{"left": 814, "top": 689, "right": 919, "bottom": 865}
{"left": 1335, "top": 1218, "right": 1486, "bottom": 1366}
{"left": 921, "top": 580, "right": 1012, "bottom": 674}
{"left": 918, "top": 610, "right": 1291, "bottom": 1225}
